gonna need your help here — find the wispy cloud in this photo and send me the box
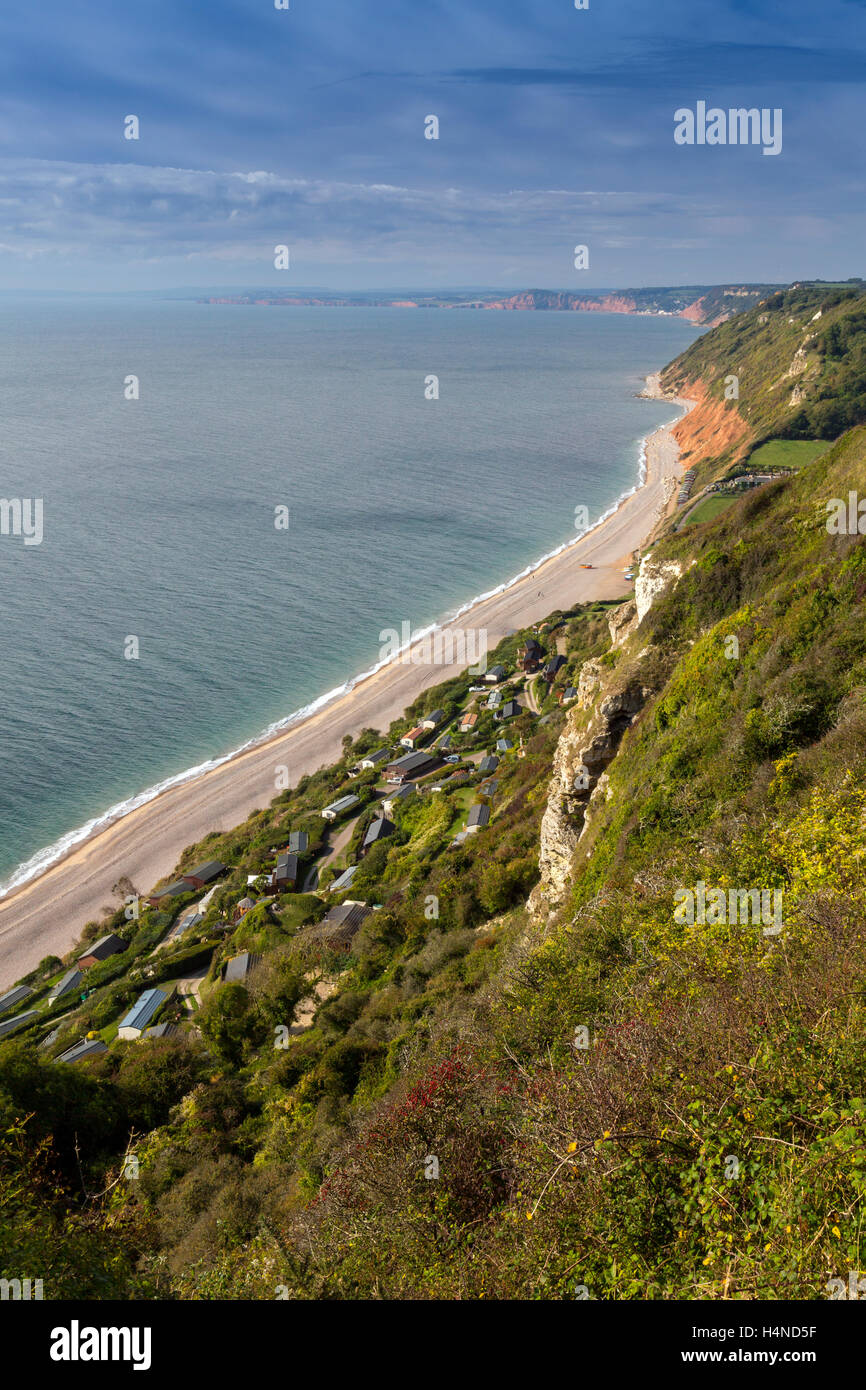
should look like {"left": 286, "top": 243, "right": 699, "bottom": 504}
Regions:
{"left": 0, "top": 158, "right": 709, "bottom": 266}
{"left": 0, "top": 0, "right": 863, "bottom": 286}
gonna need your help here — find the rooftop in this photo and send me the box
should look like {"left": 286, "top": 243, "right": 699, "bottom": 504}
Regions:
{"left": 322, "top": 794, "right": 361, "bottom": 816}
{"left": 55, "top": 1038, "right": 109, "bottom": 1065}
{"left": 49, "top": 969, "right": 83, "bottom": 1002}
{"left": 0, "top": 984, "right": 33, "bottom": 1016}
{"left": 360, "top": 747, "right": 391, "bottom": 765}
{"left": 0, "top": 1009, "right": 40, "bottom": 1038}
{"left": 387, "top": 750, "right": 439, "bottom": 773}
{"left": 302, "top": 901, "right": 372, "bottom": 952}
{"left": 224, "top": 951, "right": 262, "bottom": 983}
{"left": 185, "top": 860, "right": 226, "bottom": 883}
{"left": 363, "top": 817, "right": 395, "bottom": 848}
{"left": 118, "top": 988, "right": 169, "bottom": 1034}
{"left": 78, "top": 933, "right": 127, "bottom": 963}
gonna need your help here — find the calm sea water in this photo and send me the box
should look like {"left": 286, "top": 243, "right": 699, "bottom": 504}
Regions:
{"left": 0, "top": 300, "right": 695, "bottom": 888}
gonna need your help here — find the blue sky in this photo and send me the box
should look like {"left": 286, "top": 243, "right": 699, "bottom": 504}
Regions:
{"left": 0, "top": 0, "right": 864, "bottom": 289}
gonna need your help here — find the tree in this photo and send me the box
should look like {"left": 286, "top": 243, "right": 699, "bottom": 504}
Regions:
{"left": 198, "top": 984, "right": 266, "bottom": 1066}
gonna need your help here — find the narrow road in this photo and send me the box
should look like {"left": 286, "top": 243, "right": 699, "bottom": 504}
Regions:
{"left": 304, "top": 815, "right": 361, "bottom": 890}
{"left": 176, "top": 965, "right": 208, "bottom": 1013}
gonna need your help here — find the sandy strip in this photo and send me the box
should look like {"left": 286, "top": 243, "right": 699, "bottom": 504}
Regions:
{"left": 0, "top": 378, "right": 694, "bottom": 988}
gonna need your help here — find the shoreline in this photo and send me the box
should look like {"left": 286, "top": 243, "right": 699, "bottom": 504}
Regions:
{"left": 0, "top": 373, "right": 694, "bottom": 989}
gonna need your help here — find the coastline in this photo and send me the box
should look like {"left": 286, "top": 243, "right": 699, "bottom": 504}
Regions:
{"left": 0, "top": 373, "right": 695, "bottom": 989}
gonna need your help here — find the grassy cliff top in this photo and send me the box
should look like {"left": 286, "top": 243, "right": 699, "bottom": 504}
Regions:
{"left": 661, "top": 284, "right": 866, "bottom": 481}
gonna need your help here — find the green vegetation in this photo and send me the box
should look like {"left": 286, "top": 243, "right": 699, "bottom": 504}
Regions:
{"left": 682, "top": 495, "right": 737, "bottom": 527}
{"left": 746, "top": 438, "right": 833, "bottom": 471}
{"left": 663, "top": 283, "right": 866, "bottom": 487}
{"left": 2, "top": 305, "right": 866, "bottom": 1301}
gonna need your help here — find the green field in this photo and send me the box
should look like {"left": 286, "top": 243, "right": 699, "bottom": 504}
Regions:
{"left": 445, "top": 786, "right": 477, "bottom": 837}
{"left": 683, "top": 494, "right": 738, "bottom": 527}
{"left": 746, "top": 438, "right": 833, "bottom": 471}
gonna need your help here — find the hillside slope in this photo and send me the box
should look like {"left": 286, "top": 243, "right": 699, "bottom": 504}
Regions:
{"left": 275, "top": 431, "right": 866, "bottom": 1299}
{"left": 661, "top": 283, "right": 866, "bottom": 488}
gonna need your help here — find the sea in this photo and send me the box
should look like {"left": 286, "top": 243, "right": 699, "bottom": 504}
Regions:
{"left": 0, "top": 299, "right": 696, "bottom": 892}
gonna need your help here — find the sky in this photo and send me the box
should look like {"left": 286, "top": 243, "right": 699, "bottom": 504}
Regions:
{"left": 0, "top": 0, "right": 864, "bottom": 291}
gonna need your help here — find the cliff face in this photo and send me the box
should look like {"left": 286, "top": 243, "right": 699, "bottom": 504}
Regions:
{"left": 480, "top": 292, "right": 638, "bottom": 314}
{"left": 202, "top": 284, "right": 779, "bottom": 324}
{"left": 607, "top": 598, "right": 638, "bottom": 649}
{"left": 634, "top": 555, "right": 687, "bottom": 624}
{"left": 477, "top": 291, "right": 753, "bottom": 323}
{"left": 680, "top": 295, "right": 737, "bottom": 328}
{"left": 528, "top": 569, "right": 688, "bottom": 922}
{"left": 669, "top": 378, "right": 754, "bottom": 472}
{"left": 527, "top": 672, "right": 649, "bottom": 921}
{"left": 663, "top": 283, "right": 866, "bottom": 449}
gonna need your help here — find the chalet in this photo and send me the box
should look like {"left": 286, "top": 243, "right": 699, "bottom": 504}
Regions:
{"left": 466, "top": 804, "right": 491, "bottom": 833}
{"left": 233, "top": 896, "right": 256, "bottom": 922}
{"left": 288, "top": 830, "right": 309, "bottom": 854}
{"left": 486, "top": 689, "right": 502, "bottom": 709}
{"left": 224, "top": 951, "right": 262, "bottom": 983}
{"left": 421, "top": 709, "right": 444, "bottom": 731}
{"left": 383, "top": 782, "right": 416, "bottom": 814}
{"left": 328, "top": 865, "right": 359, "bottom": 893}
{"left": 147, "top": 879, "right": 196, "bottom": 908}
{"left": 361, "top": 817, "right": 396, "bottom": 855}
{"left": 560, "top": 686, "right": 577, "bottom": 704}
{"left": 542, "top": 655, "right": 566, "bottom": 681}
{"left": 478, "top": 755, "right": 499, "bottom": 776}
{"left": 517, "top": 638, "right": 543, "bottom": 672}
{"left": 182, "top": 860, "right": 227, "bottom": 890}
{"left": 143, "top": 1022, "right": 180, "bottom": 1041}
{"left": 360, "top": 748, "right": 392, "bottom": 770}
{"left": 118, "top": 987, "right": 174, "bottom": 1040}
{"left": 459, "top": 711, "right": 478, "bottom": 734}
{"left": 400, "top": 724, "right": 429, "bottom": 750}
{"left": 386, "top": 751, "right": 440, "bottom": 784}
{"left": 322, "top": 794, "right": 361, "bottom": 822}
{"left": 499, "top": 700, "right": 522, "bottom": 720}
{"left": 437, "top": 734, "right": 453, "bottom": 752}
{"left": 479, "top": 779, "right": 499, "bottom": 800}
{"left": 77, "top": 933, "right": 128, "bottom": 970}
{"left": 301, "top": 901, "right": 372, "bottom": 955}
{"left": 0, "top": 1009, "right": 40, "bottom": 1038}
{"left": 0, "top": 984, "right": 32, "bottom": 1017}
{"left": 55, "top": 1038, "right": 109, "bottom": 1065}
{"left": 48, "top": 969, "right": 83, "bottom": 1005}
{"left": 272, "top": 852, "right": 299, "bottom": 891}
{"left": 485, "top": 665, "right": 506, "bottom": 683}
{"left": 169, "top": 909, "right": 204, "bottom": 942}
{"left": 496, "top": 739, "right": 513, "bottom": 753}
